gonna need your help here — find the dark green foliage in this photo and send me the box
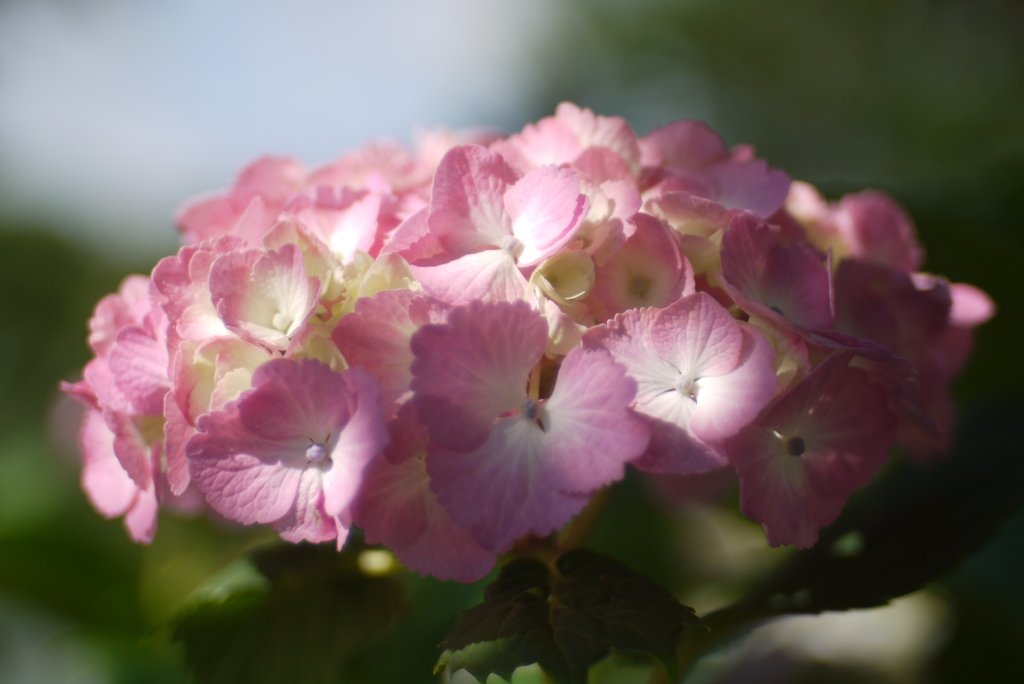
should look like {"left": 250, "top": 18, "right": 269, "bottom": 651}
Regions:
{"left": 438, "top": 548, "right": 699, "bottom": 684}
{"left": 172, "top": 543, "right": 407, "bottom": 684}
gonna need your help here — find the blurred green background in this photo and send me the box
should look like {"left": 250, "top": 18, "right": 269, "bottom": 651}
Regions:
{"left": 1, "top": 0, "right": 1021, "bottom": 682}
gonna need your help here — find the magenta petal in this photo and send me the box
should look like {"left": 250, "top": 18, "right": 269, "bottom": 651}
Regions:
{"left": 411, "top": 300, "right": 547, "bottom": 451}
{"left": 721, "top": 213, "right": 832, "bottom": 330}
{"left": 236, "top": 359, "right": 356, "bottom": 443}
{"left": 727, "top": 353, "right": 897, "bottom": 548}
{"left": 631, "top": 415, "right": 727, "bottom": 474}
{"left": 354, "top": 452, "right": 496, "bottom": 582}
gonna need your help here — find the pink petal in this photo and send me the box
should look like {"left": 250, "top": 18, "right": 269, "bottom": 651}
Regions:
{"left": 210, "top": 244, "right": 322, "bottom": 347}
{"left": 108, "top": 311, "right": 170, "bottom": 416}
{"left": 79, "top": 408, "right": 137, "bottom": 518}
{"left": 410, "top": 249, "right": 527, "bottom": 304}
{"left": 639, "top": 120, "right": 728, "bottom": 169}
{"left": 410, "top": 300, "right": 547, "bottom": 451}
{"left": 354, "top": 450, "right": 497, "bottom": 582}
{"left": 649, "top": 292, "right": 744, "bottom": 379}
{"left": 426, "top": 417, "right": 590, "bottom": 552}
{"left": 704, "top": 159, "right": 791, "bottom": 218}
{"left": 542, "top": 348, "right": 649, "bottom": 492}
{"left": 332, "top": 289, "right": 449, "bottom": 414}
{"left": 505, "top": 165, "right": 589, "bottom": 267}
{"left": 321, "top": 367, "right": 390, "bottom": 518}
{"left": 721, "top": 213, "right": 832, "bottom": 330}
{"left": 689, "top": 326, "right": 777, "bottom": 441}
{"left": 428, "top": 145, "right": 520, "bottom": 253}
{"left": 590, "top": 213, "right": 694, "bottom": 318}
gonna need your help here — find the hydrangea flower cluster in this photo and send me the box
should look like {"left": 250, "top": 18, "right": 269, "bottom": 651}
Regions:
{"left": 63, "top": 103, "right": 994, "bottom": 581}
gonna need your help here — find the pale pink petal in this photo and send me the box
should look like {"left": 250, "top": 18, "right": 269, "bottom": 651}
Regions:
{"left": 948, "top": 283, "right": 996, "bottom": 327}
{"left": 554, "top": 102, "right": 640, "bottom": 172}
{"left": 124, "top": 480, "right": 159, "bottom": 544}
{"left": 572, "top": 146, "right": 634, "bottom": 184}
{"left": 274, "top": 467, "right": 339, "bottom": 545}
{"left": 689, "top": 326, "right": 777, "bottom": 441}
{"left": 582, "top": 307, "right": 681, "bottom": 406}
{"left": 428, "top": 145, "right": 520, "bottom": 252}
{"left": 380, "top": 208, "right": 443, "bottom": 263}
{"left": 410, "top": 249, "right": 527, "bottom": 304}
{"left": 103, "top": 409, "right": 154, "bottom": 490}
{"left": 210, "top": 244, "right": 322, "bottom": 347}
{"left": 79, "top": 408, "right": 137, "bottom": 518}
{"left": 649, "top": 292, "right": 744, "bottom": 379}
{"left": 590, "top": 213, "right": 694, "bottom": 318}
{"left": 410, "top": 300, "right": 547, "bottom": 451}
{"left": 505, "top": 165, "right": 589, "bottom": 267}
{"left": 88, "top": 275, "right": 152, "bottom": 357}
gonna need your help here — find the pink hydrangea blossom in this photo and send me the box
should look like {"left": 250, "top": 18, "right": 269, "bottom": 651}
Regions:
{"left": 584, "top": 292, "right": 776, "bottom": 474}
{"left": 186, "top": 358, "right": 388, "bottom": 546}
{"left": 410, "top": 300, "right": 648, "bottom": 552}
{"left": 726, "top": 353, "right": 898, "bottom": 548}
{"left": 62, "top": 103, "right": 995, "bottom": 562}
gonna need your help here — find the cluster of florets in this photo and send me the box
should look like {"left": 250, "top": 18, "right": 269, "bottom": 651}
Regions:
{"left": 63, "top": 103, "right": 994, "bottom": 582}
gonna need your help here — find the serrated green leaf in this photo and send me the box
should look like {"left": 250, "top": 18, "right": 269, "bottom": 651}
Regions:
{"left": 438, "top": 549, "right": 699, "bottom": 684}
{"left": 706, "top": 399, "right": 1024, "bottom": 628}
{"left": 173, "top": 542, "right": 407, "bottom": 684}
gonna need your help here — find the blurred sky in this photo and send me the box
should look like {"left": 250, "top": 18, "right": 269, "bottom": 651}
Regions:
{"left": 0, "top": 0, "right": 556, "bottom": 257}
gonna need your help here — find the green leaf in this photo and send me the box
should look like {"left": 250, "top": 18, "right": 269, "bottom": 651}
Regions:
{"left": 706, "top": 399, "right": 1024, "bottom": 628}
{"left": 437, "top": 548, "right": 699, "bottom": 684}
{"left": 172, "top": 542, "right": 407, "bottom": 684}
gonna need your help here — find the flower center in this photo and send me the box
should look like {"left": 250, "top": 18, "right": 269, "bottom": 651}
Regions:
{"left": 501, "top": 235, "right": 525, "bottom": 261}
{"left": 272, "top": 312, "right": 293, "bottom": 333}
{"left": 674, "top": 374, "right": 698, "bottom": 401}
{"left": 785, "top": 436, "right": 806, "bottom": 456}
{"left": 305, "top": 443, "right": 327, "bottom": 462}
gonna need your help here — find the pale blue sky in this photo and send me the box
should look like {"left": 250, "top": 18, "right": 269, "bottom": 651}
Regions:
{"left": 0, "top": 0, "right": 557, "bottom": 256}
